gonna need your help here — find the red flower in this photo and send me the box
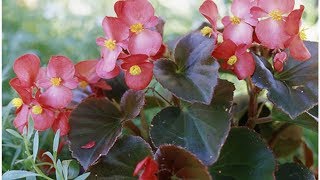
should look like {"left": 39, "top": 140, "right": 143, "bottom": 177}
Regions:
{"left": 37, "top": 56, "right": 78, "bottom": 108}
{"left": 222, "top": 0, "right": 258, "bottom": 45}
{"left": 52, "top": 111, "right": 71, "bottom": 136}
{"left": 115, "top": 0, "right": 162, "bottom": 56}
{"left": 13, "top": 54, "right": 40, "bottom": 88}
{"left": 285, "top": 5, "right": 311, "bottom": 61}
{"left": 121, "top": 54, "right": 153, "bottom": 90}
{"left": 212, "top": 40, "right": 255, "bottom": 80}
{"left": 273, "top": 51, "right": 287, "bottom": 72}
{"left": 133, "top": 156, "right": 158, "bottom": 180}
{"left": 251, "top": 0, "right": 294, "bottom": 49}
{"left": 96, "top": 17, "right": 129, "bottom": 77}
{"left": 199, "top": 0, "right": 219, "bottom": 38}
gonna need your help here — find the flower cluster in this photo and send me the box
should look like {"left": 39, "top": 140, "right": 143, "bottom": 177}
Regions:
{"left": 200, "top": 0, "right": 311, "bottom": 77}
{"left": 96, "top": 0, "right": 164, "bottom": 90}
{"left": 10, "top": 54, "right": 109, "bottom": 135}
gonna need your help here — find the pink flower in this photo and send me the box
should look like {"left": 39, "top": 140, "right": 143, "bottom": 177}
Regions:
{"left": 284, "top": 5, "right": 311, "bottom": 61}
{"left": 37, "top": 56, "right": 78, "bottom": 108}
{"left": 273, "top": 52, "right": 287, "bottom": 72}
{"left": 121, "top": 54, "right": 154, "bottom": 90}
{"left": 75, "top": 60, "right": 112, "bottom": 90}
{"left": 212, "top": 40, "right": 255, "bottom": 80}
{"left": 251, "top": 0, "right": 294, "bottom": 49}
{"left": 52, "top": 111, "right": 71, "bottom": 136}
{"left": 199, "top": 0, "right": 219, "bottom": 39}
{"left": 96, "top": 17, "right": 129, "bottom": 77}
{"left": 222, "top": 0, "right": 258, "bottom": 45}
{"left": 115, "top": 0, "right": 162, "bottom": 56}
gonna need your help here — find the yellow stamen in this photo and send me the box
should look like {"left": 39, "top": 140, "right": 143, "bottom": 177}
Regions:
{"left": 230, "top": 16, "right": 241, "bottom": 25}
{"left": 129, "top": 65, "right": 142, "bottom": 76}
{"left": 200, "top": 26, "right": 213, "bottom": 37}
{"left": 269, "top": 10, "right": 282, "bottom": 21}
{"left": 32, "top": 105, "right": 43, "bottom": 115}
{"left": 12, "top": 98, "right": 23, "bottom": 108}
{"left": 227, "top": 55, "right": 238, "bottom": 66}
{"left": 130, "top": 23, "right": 144, "bottom": 33}
{"left": 104, "top": 39, "right": 116, "bottom": 51}
{"left": 51, "top": 77, "right": 62, "bottom": 86}
{"left": 299, "top": 29, "right": 307, "bottom": 40}
{"left": 79, "top": 81, "right": 88, "bottom": 89}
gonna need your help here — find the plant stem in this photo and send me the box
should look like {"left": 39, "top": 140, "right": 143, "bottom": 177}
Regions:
{"left": 255, "top": 116, "right": 273, "bottom": 124}
{"left": 148, "top": 87, "right": 173, "bottom": 105}
{"left": 246, "top": 77, "right": 259, "bottom": 129}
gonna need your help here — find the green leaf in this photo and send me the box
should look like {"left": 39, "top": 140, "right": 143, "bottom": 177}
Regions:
{"left": 120, "top": 90, "right": 145, "bottom": 120}
{"left": 252, "top": 42, "right": 318, "bottom": 118}
{"left": 275, "top": 163, "right": 315, "bottom": 180}
{"left": 27, "top": 118, "right": 34, "bottom": 140}
{"left": 2, "top": 170, "right": 39, "bottom": 179}
{"left": 69, "top": 97, "right": 122, "bottom": 170}
{"left": 154, "top": 31, "right": 219, "bottom": 105}
{"left": 89, "top": 135, "right": 153, "bottom": 179}
{"left": 5, "top": 129, "right": 23, "bottom": 140}
{"left": 62, "top": 160, "right": 72, "bottom": 180}
{"left": 32, "top": 131, "right": 39, "bottom": 162}
{"left": 53, "top": 129, "right": 60, "bottom": 159}
{"left": 74, "top": 172, "right": 91, "bottom": 180}
{"left": 150, "top": 80, "right": 234, "bottom": 165}
{"left": 210, "top": 127, "right": 276, "bottom": 180}
{"left": 272, "top": 108, "right": 318, "bottom": 133}
{"left": 56, "top": 159, "right": 64, "bottom": 180}
{"left": 155, "top": 145, "right": 211, "bottom": 180}
{"left": 67, "top": 160, "right": 80, "bottom": 179}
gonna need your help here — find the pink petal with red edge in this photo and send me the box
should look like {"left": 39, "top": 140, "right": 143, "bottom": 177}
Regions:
{"left": 250, "top": 7, "right": 268, "bottom": 19}
{"left": 13, "top": 104, "right": 30, "bottom": 129}
{"left": 47, "top": 56, "right": 75, "bottom": 80}
{"left": 274, "top": 52, "right": 287, "bottom": 63}
{"left": 115, "top": 0, "right": 155, "bottom": 26}
{"left": 99, "top": 46, "right": 122, "bottom": 73}
{"left": 81, "top": 141, "right": 96, "bottom": 149}
{"left": 258, "top": 0, "right": 294, "bottom": 14}
{"left": 13, "top": 53, "right": 40, "bottom": 87}
{"left": 96, "top": 61, "right": 121, "bottom": 79}
{"left": 40, "top": 86, "right": 73, "bottom": 108}
{"left": 63, "top": 78, "right": 78, "bottom": 89}
{"left": 199, "top": 0, "right": 219, "bottom": 28}
{"left": 223, "top": 22, "right": 253, "bottom": 45}
{"left": 37, "top": 78, "right": 51, "bottom": 89}
{"left": 10, "top": 78, "right": 33, "bottom": 104}
{"left": 32, "top": 108, "right": 55, "bottom": 131}
{"left": 102, "top": 16, "right": 129, "bottom": 41}
{"left": 244, "top": 17, "right": 258, "bottom": 26}
{"left": 222, "top": 16, "right": 231, "bottom": 26}
{"left": 231, "top": 0, "right": 254, "bottom": 18}
{"left": 285, "top": 5, "right": 304, "bottom": 36}
{"left": 288, "top": 35, "right": 311, "bottom": 61}
{"left": 144, "top": 16, "right": 159, "bottom": 28}
{"left": 233, "top": 52, "right": 255, "bottom": 80}
{"left": 255, "top": 18, "right": 289, "bottom": 49}
{"left": 151, "top": 44, "right": 166, "bottom": 60}
{"left": 128, "top": 29, "right": 162, "bottom": 56}
{"left": 96, "top": 37, "right": 106, "bottom": 46}
{"left": 75, "top": 60, "right": 100, "bottom": 84}
{"left": 212, "top": 39, "right": 237, "bottom": 60}
{"left": 52, "top": 112, "right": 70, "bottom": 136}
{"left": 125, "top": 62, "right": 153, "bottom": 90}
{"left": 93, "top": 80, "right": 112, "bottom": 90}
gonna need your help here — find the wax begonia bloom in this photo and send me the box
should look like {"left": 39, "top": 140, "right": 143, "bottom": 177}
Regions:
{"left": 115, "top": 0, "right": 162, "bottom": 56}
{"left": 251, "top": 0, "right": 294, "bottom": 49}
{"left": 285, "top": 5, "right": 311, "bottom": 61}
{"left": 199, "top": 0, "right": 219, "bottom": 39}
{"left": 273, "top": 52, "right": 287, "bottom": 72}
{"left": 96, "top": 17, "right": 129, "bottom": 76}
{"left": 38, "top": 56, "right": 78, "bottom": 108}
{"left": 133, "top": 156, "right": 158, "bottom": 180}
{"left": 121, "top": 54, "right": 154, "bottom": 90}
{"left": 222, "top": 0, "right": 258, "bottom": 45}
{"left": 13, "top": 54, "right": 40, "bottom": 88}
{"left": 212, "top": 40, "right": 255, "bottom": 80}
{"left": 52, "top": 111, "right": 71, "bottom": 136}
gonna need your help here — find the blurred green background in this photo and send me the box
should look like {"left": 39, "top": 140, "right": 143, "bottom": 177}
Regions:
{"left": 2, "top": 0, "right": 318, "bottom": 173}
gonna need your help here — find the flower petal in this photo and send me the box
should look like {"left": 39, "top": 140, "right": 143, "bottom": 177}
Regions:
{"left": 250, "top": 6, "right": 268, "bottom": 19}
{"left": 40, "top": 86, "right": 73, "bottom": 108}
{"left": 212, "top": 39, "right": 237, "bottom": 60}
{"left": 285, "top": 5, "right": 304, "bottom": 36}
{"left": 102, "top": 16, "right": 129, "bottom": 41}
{"left": 199, "top": 0, "right": 219, "bottom": 28}
{"left": 258, "top": 0, "right": 294, "bottom": 14}
{"left": 13, "top": 104, "right": 29, "bottom": 129}
{"left": 125, "top": 62, "right": 153, "bottom": 90}
{"left": 10, "top": 78, "right": 33, "bottom": 104}
{"left": 52, "top": 112, "right": 70, "bottom": 136}
{"left": 93, "top": 80, "right": 112, "bottom": 90}
{"left": 47, "top": 56, "right": 75, "bottom": 80}
{"left": 255, "top": 18, "right": 289, "bottom": 49}
{"left": 223, "top": 22, "right": 253, "bottom": 45}
{"left": 96, "top": 61, "right": 121, "bottom": 79}
{"left": 231, "top": 0, "right": 254, "bottom": 18}
{"left": 31, "top": 108, "right": 55, "bottom": 131}
{"left": 233, "top": 52, "right": 255, "bottom": 80}
{"left": 221, "top": 16, "right": 231, "bottom": 26}
{"left": 121, "top": 54, "right": 149, "bottom": 68}
{"left": 63, "top": 78, "right": 78, "bottom": 89}
{"left": 128, "top": 29, "right": 162, "bottom": 56}
{"left": 287, "top": 35, "right": 311, "bottom": 61}
{"left": 100, "top": 46, "right": 122, "bottom": 72}
{"left": 75, "top": 60, "right": 100, "bottom": 84}
{"left": 13, "top": 53, "right": 40, "bottom": 87}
